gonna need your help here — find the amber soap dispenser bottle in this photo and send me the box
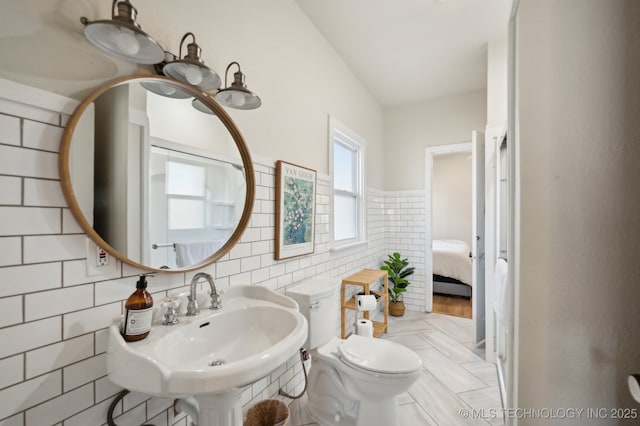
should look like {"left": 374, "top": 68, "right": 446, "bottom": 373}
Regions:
{"left": 122, "top": 274, "right": 154, "bottom": 342}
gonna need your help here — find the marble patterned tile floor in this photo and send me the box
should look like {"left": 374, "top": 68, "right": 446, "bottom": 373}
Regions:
{"left": 289, "top": 311, "right": 504, "bottom": 426}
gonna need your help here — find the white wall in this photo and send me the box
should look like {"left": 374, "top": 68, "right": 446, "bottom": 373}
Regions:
{"left": 383, "top": 90, "right": 487, "bottom": 191}
{"left": 487, "top": 37, "right": 508, "bottom": 128}
{"left": 515, "top": 0, "right": 640, "bottom": 420}
{"left": 384, "top": 191, "right": 426, "bottom": 312}
{"left": 432, "top": 152, "right": 472, "bottom": 246}
{"left": 0, "top": 0, "right": 385, "bottom": 189}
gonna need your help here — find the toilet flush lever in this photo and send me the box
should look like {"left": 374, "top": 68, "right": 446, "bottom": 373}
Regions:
{"left": 310, "top": 301, "right": 320, "bottom": 309}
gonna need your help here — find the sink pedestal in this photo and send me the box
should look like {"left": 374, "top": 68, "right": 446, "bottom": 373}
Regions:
{"left": 195, "top": 389, "right": 244, "bottom": 426}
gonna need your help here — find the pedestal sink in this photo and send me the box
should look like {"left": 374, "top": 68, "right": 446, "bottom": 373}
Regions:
{"left": 106, "top": 285, "right": 308, "bottom": 426}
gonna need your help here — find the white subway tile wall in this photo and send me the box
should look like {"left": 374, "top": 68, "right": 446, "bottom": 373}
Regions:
{"left": 0, "top": 83, "right": 423, "bottom": 425}
{"left": 384, "top": 191, "right": 427, "bottom": 312}
{"left": 0, "top": 354, "right": 24, "bottom": 389}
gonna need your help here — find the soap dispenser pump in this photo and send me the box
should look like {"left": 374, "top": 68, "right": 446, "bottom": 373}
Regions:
{"left": 122, "top": 274, "right": 154, "bottom": 342}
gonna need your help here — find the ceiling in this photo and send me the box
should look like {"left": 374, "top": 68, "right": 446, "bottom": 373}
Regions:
{"left": 295, "top": 0, "right": 512, "bottom": 107}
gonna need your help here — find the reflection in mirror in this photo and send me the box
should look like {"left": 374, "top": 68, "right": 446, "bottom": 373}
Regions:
{"left": 62, "top": 76, "right": 254, "bottom": 272}
{"left": 148, "top": 144, "right": 245, "bottom": 268}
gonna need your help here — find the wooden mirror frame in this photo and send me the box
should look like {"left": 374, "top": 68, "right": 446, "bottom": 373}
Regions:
{"left": 59, "top": 75, "right": 255, "bottom": 273}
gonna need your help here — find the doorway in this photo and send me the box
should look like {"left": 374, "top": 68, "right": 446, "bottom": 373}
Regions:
{"left": 432, "top": 151, "right": 473, "bottom": 318}
{"left": 424, "top": 132, "right": 485, "bottom": 344}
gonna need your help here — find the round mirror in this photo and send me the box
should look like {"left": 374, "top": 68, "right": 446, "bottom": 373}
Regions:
{"left": 60, "top": 75, "right": 255, "bottom": 272}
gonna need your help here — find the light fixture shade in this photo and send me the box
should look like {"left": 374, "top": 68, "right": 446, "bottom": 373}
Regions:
{"left": 162, "top": 33, "right": 221, "bottom": 91}
{"left": 163, "top": 62, "right": 221, "bottom": 91}
{"left": 81, "top": 1, "right": 164, "bottom": 64}
{"left": 214, "top": 87, "right": 261, "bottom": 110}
{"left": 191, "top": 98, "right": 216, "bottom": 114}
{"left": 214, "top": 63, "right": 261, "bottom": 110}
{"left": 140, "top": 81, "right": 192, "bottom": 99}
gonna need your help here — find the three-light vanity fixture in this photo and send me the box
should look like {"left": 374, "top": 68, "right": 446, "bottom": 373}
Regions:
{"left": 80, "top": 0, "right": 261, "bottom": 110}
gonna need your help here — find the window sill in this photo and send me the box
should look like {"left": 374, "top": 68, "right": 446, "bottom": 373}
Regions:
{"left": 330, "top": 240, "right": 368, "bottom": 253}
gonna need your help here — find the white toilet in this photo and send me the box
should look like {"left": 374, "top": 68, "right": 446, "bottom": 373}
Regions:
{"left": 287, "top": 279, "right": 422, "bottom": 426}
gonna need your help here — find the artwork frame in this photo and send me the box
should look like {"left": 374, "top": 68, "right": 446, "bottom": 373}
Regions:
{"left": 275, "top": 160, "right": 317, "bottom": 260}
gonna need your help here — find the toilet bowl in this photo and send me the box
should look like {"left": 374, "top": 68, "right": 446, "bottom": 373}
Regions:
{"left": 308, "top": 335, "right": 421, "bottom": 426}
{"left": 287, "top": 279, "right": 422, "bottom": 426}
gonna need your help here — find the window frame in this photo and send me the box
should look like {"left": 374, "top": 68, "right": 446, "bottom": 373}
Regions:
{"left": 329, "top": 116, "right": 366, "bottom": 250}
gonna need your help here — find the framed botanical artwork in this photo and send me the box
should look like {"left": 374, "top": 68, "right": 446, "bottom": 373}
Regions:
{"left": 275, "top": 160, "right": 317, "bottom": 260}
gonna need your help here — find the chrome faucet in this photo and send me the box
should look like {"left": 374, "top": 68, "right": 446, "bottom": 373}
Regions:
{"left": 186, "top": 272, "right": 221, "bottom": 316}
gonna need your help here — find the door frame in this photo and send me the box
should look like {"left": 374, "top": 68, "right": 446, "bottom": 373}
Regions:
{"left": 483, "top": 125, "right": 507, "bottom": 363}
{"left": 471, "top": 131, "right": 486, "bottom": 344}
{"left": 424, "top": 142, "right": 472, "bottom": 312}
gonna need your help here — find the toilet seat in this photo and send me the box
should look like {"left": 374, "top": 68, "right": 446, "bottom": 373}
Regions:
{"left": 338, "top": 335, "right": 422, "bottom": 374}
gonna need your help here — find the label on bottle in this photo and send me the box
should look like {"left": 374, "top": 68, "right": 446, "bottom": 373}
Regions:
{"left": 123, "top": 307, "right": 153, "bottom": 336}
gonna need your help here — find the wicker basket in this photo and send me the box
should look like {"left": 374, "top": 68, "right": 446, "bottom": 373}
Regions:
{"left": 389, "top": 300, "right": 406, "bottom": 316}
{"left": 244, "top": 399, "right": 290, "bottom": 426}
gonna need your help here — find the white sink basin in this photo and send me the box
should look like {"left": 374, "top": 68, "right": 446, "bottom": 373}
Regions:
{"left": 107, "top": 285, "right": 308, "bottom": 398}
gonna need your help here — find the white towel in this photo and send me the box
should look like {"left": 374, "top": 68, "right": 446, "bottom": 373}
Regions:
{"left": 175, "top": 240, "right": 224, "bottom": 268}
{"left": 493, "top": 258, "right": 509, "bottom": 324}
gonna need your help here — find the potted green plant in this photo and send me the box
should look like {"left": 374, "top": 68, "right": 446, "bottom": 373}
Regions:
{"left": 381, "top": 252, "right": 415, "bottom": 316}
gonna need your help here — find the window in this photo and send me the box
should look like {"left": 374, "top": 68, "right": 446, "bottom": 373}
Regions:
{"left": 330, "top": 116, "right": 365, "bottom": 247}
{"left": 151, "top": 146, "right": 241, "bottom": 232}
{"left": 166, "top": 160, "right": 206, "bottom": 230}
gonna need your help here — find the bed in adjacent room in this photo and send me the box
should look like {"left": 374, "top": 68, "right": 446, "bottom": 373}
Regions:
{"left": 432, "top": 239, "right": 473, "bottom": 298}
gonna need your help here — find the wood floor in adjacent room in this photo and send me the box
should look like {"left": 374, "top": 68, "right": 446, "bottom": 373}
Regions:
{"left": 432, "top": 294, "right": 472, "bottom": 319}
{"left": 290, "top": 311, "right": 503, "bottom": 426}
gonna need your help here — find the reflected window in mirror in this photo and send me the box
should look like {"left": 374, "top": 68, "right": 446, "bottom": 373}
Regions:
{"left": 148, "top": 144, "right": 245, "bottom": 269}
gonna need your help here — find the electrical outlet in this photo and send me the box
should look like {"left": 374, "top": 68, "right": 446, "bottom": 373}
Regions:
{"left": 96, "top": 246, "right": 109, "bottom": 267}
{"left": 86, "top": 238, "right": 117, "bottom": 276}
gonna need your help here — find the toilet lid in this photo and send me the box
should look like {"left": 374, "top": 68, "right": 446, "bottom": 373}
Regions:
{"left": 338, "top": 335, "right": 422, "bottom": 374}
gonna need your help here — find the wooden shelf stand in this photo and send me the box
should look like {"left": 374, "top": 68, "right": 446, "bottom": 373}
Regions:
{"left": 340, "top": 269, "right": 388, "bottom": 338}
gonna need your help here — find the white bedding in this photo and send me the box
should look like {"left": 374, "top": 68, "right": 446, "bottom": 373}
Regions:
{"left": 432, "top": 239, "right": 473, "bottom": 286}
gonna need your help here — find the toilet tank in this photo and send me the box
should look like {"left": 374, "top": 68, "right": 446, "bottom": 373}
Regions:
{"left": 286, "top": 278, "right": 340, "bottom": 349}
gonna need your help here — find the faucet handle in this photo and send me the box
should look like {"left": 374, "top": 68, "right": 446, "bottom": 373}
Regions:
{"left": 186, "top": 297, "right": 199, "bottom": 316}
{"left": 209, "top": 292, "right": 222, "bottom": 310}
{"left": 161, "top": 298, "right": 180, "bottom": 325}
